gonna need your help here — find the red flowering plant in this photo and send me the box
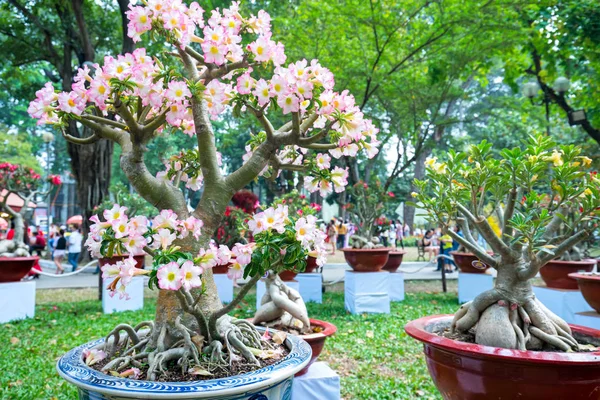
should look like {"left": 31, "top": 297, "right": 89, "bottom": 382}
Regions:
{"left": 410, "top": 135, "right": 600, "bottom": 351}
{"left": 345, "top": 180, "right": 397, "bottom": 248}
{"left": 0, "top": 163, "right": 61, "bottom": 257}
{"left": 272, "top": 189, "right": 321, "bottom": 218}
{"left": 213, "top": 191, "right": 259, "bottom": 247}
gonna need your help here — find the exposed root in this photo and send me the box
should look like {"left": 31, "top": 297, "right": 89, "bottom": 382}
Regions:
{"left": 253, "top": 273, "right": 310, "bottom": 333}
{"left": 147, "top": 348, "right": 186, "bottom": 380}
{"left": 453, "top": 289, "right": 503, "bottom": 333}
{"left": 453, "top": 290, "right": 579, "bottom": 351}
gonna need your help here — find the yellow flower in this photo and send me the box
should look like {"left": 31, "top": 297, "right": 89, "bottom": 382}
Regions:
{"left": 582, "top": 156, "right": 592, "bottom": 167}
{"left": 572, "top": 161, "right": 581, "bottom": 167}
{"left": 547, "top": 150, "right": 563, "bottom": 167}
{"left": 584, "top": 188, "right": 593, "bottom": 196}
{"left": 468, "top": 156, "right": 474, "bottom": 163}
{"left": 411, "top": 192, "right": 418, "bottom": 198}
{"left": 434, "top": 162, "right": 447, "bottom": 174}
{"left": 531, "top": 174, "right": 538, "bottom": 182}
{"left": 528, "top": 155, "right": 539, "bottom": 163}
{"left": 425, "top": 157, "right": 437, "bottom": 168}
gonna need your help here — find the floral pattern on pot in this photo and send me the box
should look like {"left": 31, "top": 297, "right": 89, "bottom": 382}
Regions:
{"left": 56, "top": 329, "right": 312, "bottom": 400}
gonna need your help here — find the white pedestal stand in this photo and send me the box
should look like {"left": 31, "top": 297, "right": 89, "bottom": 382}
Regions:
{"left": 213, "top": 273, "right": 233, "bottom": 303}
{"left": 533, "top": 286, "right": 593, "bottom": 324}
{"left": 345, "top": 270, "right": 390, "bottom": 314}
{"left": 458, "top": 272, "right": 494, "bottom": 304}
{"left": 0, "top": 281, "right": 35, "bottom": 323}
{"left": 102, "top": 276, "right": 144, "bottom": 314}
{"left": 292, "top": 362, "right": 340, "bottom": 400}
{"left": 256, "top": 279, "right": 300, "bottom": 310}
{"left": 389, "top": 271, "right": 405, "bottom": 302}
{"left": 296, "top": 273, "right": 322, "bottom": 303}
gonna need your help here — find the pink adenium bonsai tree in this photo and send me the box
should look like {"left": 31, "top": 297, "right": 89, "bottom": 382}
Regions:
{"left": 412, "top": 135, "right": 600, "bottom": 351}
{"left": 0, "top": 163, "right": 61, "bottom": 257}
{"left": 29, "top": 1, "right": 377, "bottom": 380}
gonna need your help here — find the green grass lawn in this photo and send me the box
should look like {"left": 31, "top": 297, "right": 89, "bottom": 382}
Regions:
{"left": 1, "top": 289, "right": 457, "bottom": 400}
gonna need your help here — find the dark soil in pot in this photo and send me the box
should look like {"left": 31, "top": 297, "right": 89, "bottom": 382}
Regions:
{"left": 90, "top": 334, "right": 290, "bottom": 382}
{"left": 256, "top": 318, "right": 337, "bottom": 377}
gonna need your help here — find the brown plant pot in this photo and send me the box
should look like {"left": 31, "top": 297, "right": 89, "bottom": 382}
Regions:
{"left": 382, "top": 250, "right": 406, "bottom": 272}
{"left": 405, "top": 314, "right": 600, "bottom": 400}
{"left": 295, "top": 319, "right": 337, "bottom": 376}
{"left": 450, "top": 251, "right": 490, "bottom": 274}
{"left": 569, "top": 273, "right": 600, "bottom": 312}
{"left": 540, "top": 259, "right": 596, "bottom": 289}
{"left": 212, "top": 263, "right": 230, "bottom": 274}
{"left": 303, "top": 256, "right": 319, "bottom": 273}
{"left": 0, "top": 256, "right": 39, "bottom": 282}
{"left": 98, "top": 254, "right": 146, "bottom": 269}
{"left": 342, "top": 248, "right": 390, "bottom": 272}
{"left": 278, "top": 270, "right": 298, "bottom": 281}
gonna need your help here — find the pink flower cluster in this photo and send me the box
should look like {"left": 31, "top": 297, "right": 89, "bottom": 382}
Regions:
{"left": 304, "top": 166, "right": 349, "bottom": 197}
{"left": 248, "top": 206, "right": 327, "bottom": 265}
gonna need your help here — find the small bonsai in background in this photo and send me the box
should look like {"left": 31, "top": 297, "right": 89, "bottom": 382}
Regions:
{"left": 0, "top": 163, "right": 61, "bottom": 256}
{"left": 345, "top": 180, "right": 396, "bottom": 249}
{"left": 412, "top": 135, "right": 600, "bottom": 351}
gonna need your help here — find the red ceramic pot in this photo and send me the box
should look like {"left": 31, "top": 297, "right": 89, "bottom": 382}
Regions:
{"left": 295, "top": 319, "right": 337, "bottom": 376}
{"left": 303, "top": 256, "right": 319, "bottom": 273}
{"left": 98, "top": 254, "right": 146, "bottom": 269}
{"left": 540, "top": 259, "right": 596, "bottom": 289}
{"left": 0, "top": 256, "right": 39, "bottom": 282}
{"left": 405, "top": 315, "right": 600, "bottom": 400}
{"left": 569, "top": 273, "right": 600, "bottom": 313}
{"left": 212, "top": 263, "right": 230, "bottom": 274}
{"left": 278, "top": 270, "right": 298, "bottom": 281}
{"left": 342, "top": 248, "right": 390, "bottom": 272}
{"left": 382, "top": 250, "right": 406, "bottom": 272}
{"left": 450, "top": 251, "right": 490, "bottom": 274}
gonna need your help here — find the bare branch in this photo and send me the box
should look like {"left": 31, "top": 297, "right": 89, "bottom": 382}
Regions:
{"left": 61, "top": 127, "right": 100, "bottom": 145}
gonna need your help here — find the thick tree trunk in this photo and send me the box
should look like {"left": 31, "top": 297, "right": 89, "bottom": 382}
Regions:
{"left": 66, "top": 124, "right": 113, "bottom": 261}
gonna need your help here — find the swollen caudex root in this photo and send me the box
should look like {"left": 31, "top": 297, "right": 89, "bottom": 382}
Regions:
{"left": 452, "top": 291, "right": 579, "bottom": 352}
{"left": 253, "top": 272, "right": 310, "bottom": 333}
{"left": 100, "top": 316, "right": 267, "bottom": 380}
{"left": 0, "top": 240, "right": 30, "bottom": 257}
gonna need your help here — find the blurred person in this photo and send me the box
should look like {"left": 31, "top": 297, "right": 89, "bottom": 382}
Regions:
{"left": 67, "top": 225, "right": 82, "bottom": 272}
{"left": 53, "top": 229, "right": 67, "bottom": 274}
{"left": 326, "top": 220, "right": 337, "bottom": 255}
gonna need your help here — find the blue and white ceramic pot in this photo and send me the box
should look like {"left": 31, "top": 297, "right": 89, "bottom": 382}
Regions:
{"left": 57, "top": 329, "right": 312, "bottom": 400}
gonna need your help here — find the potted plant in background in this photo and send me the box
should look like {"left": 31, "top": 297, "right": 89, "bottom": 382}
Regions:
{"left": 343, "top": 180, "right": 394, "bottom": 272}
{"left": 537, "top": 208, "right": 597, "bottom": 289}
{"left": 248, "top": 203, "right": 334, "bottom": 376}
{"left": 272, "top": 190, "right": 323, "bottom": 277}
{"left": 407, "top": 136, "right": 600, "bottom": 399}
{"left": 29, "top": 2, "right": 378, "bottom": 398}
{"left": 0, "top": 163, "right": 61, "bottom": 281}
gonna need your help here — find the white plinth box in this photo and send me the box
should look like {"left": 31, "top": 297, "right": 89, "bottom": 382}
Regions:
{"left": 256, "top": 279, "right": 300, "bottom": 310}
{"left": 533, "top": 286, "right": 593, "bottom": 325}
{"left": 296, "top": 273, "right": 322, "bottom": 303}
{"left": 345, "top": 271, "right": 390, "bottom": 314}
{"left": 458, "top": 272, "right": 494, "bottom": 304}
{"left": 214, "top": 273, "right": 233, "bottom": 304}
{"left": 102, "top": 276, "right": 144, "bottom": 314}
{"left": 389, "top": 272, "right": 405, "bottom": 302}
{"left": 292, "top": 362, "right": 340, "bottom": 400}
{"left": 0, "top": 281, "right": 35, "bottom": 323}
